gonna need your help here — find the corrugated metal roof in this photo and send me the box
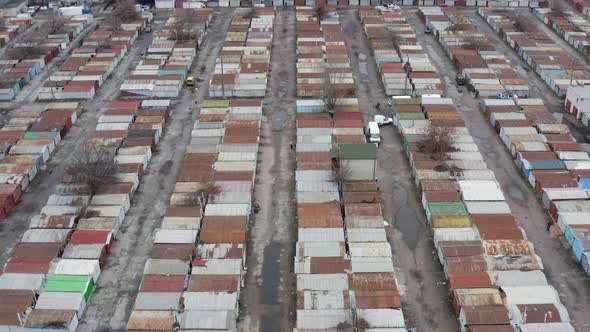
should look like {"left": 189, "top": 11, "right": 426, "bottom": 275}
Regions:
{"left": 0, "top": 273, "right": 44, "bottom": 290}
{"left": 488, "top": 270, "right": 548, "bottom": 287}
{"left": 350, "top": 257, "right": 395, "bottom": 273}
{"left": 183, "top": 292, "right": 238, "bottom": 310}
{"left": 297, "top": 290, "right": 350, "bottom": 310}
{"left": 133, "top": 292, "right": 181, "bottom": 310}
{"left": 143, "top": 259, "right": 190, "bottom": 275}
{"left": 296, "top": 181, "right": 339, "bottom": 192}
{"left": 297, "top": 274, "right": 349, "bottom": 291}
{"left": 127, "top": 310, "right": 175, "bottom": 330}
{"left": 296, "top": 309, "right": 353, "bottom": 330}
{"left": 517, "top": 323, "right": 576, "bottom": 332}
{"left": 154, "top": 229, "right": 198, "bottom": 244}
{"left": 191, "top": 259, "right": 242, "bottom": 275}
{"left": 356, "top": 308, "right": 405, "bottom": 328}
{"left": 298, "top": 228, "right": 345, "bottom": 242}
{"left": 35, "top": 292, "right": 85, "bottom": 312}
{"left": 458, "top": 180, "right": 505, "bottom": 201}
{"left": 349, "top": 242, "right": 392, "bottom": 257}
{"left": 177, "top": 310, "right": 236, "bottom": 330}
{"left": 345, "top": 216, "right": 384, "bottom": 228}
{"left": 347, "top": 228, "right": 387, "bottom": 242}
{"left": 296, "top": 241, "right": 346, "bottom": 257}
{"left": 501, "top": 286, "right": 560, "bottom": 305}
{"left": 196, "top": 243, "right": 245, "bottom": 261}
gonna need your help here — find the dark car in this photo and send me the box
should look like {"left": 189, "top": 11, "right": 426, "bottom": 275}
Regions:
{"left": 455, "top": 73, "right": 465, "bottom": 85}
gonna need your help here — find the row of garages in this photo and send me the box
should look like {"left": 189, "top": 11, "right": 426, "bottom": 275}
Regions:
{"left": 360, "top": 9, "right": 443, "bottom": 97}
{"left": 392, "top": 95, "right": 577, "bottom": 332}
{"left": 38, "top": 13, "right": 152, "bottom": 100}
{"left": 481, "top": 97, "right": 590, "bottom": 276}
{"left": 209, "top": 8, "right": 274, "bottom": 97}
{"left": 121, "top": 9, "right": 213, "bottom": 98}
{"left": 293, "top": 8, "right": 407, "bottom": 331}
{"left": 127, "top": 99, "right": 262, "bottom": 331}
{"left": 159, "top": 0, "right": 551, "bottom": 8}
{"left": 0, "top": 15, "right": 92, "bottom": 101}
{"left": 0, "top": 98, "right": 171, "bottom": 331}
{"left": 533, "top": 8, "right": 590, "bottom": 61}
{"left": 0, "top": 17, "right": 32, "bottom": 48}
{"left": 296, "top": 8, "right": 355, "bottom": 98}
{"left": 127, "top": 8, "right": 270, "bottom": 331}
{"left": 479, "top": 8, "right": 590, "bottom": 98}
{"left": 0, "top": 102, "right": 81, "bottom": 222}
{"left": 419, "top": 7, "right": 530, "bottom": 98}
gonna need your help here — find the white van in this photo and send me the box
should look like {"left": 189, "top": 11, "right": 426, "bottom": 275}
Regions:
{"left": 365, "top": 122, "right": 381, "bottom": 145}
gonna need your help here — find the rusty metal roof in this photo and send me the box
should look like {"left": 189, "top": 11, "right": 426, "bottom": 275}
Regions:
{"left": 462, "top": 305, "right": 510, "bottom": 325}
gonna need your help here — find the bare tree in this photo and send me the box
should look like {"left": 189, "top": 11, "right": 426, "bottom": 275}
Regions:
{"left": 463, "top": 35, "right": 487, "bottom": 52}
{"left": 242, "top": 8, "right": 258, "bottom": 20}
{"left": 66, "top": 143, "right": 117, "bottom": 193}
{"left": 357, "top": 317, "right": 371, "bottom": 330}
{"left": 322, "top": 72, "right": 344, "bottom": 115}
{"left": 170, "top": 11, "right": 200, "bottom": 41}
{"left": 418, "top": 126, "right": 455, "bottom": 161}
{"left": 332, "top": 162, "right": 352, "bottom": 182}
{"left": 447, "top": 13, "right": 470, "bottom": 31}
{"left": 46, "top": 11, "right": 66, "bottom": 33}
{"left": 111, "top": 0, "right": 141, "bottom": 30}
{"left": 551, "top": 0, "right": 569, "bottom": 13}
{"left": 7, "top": 38, "right": 45, "bottom": 60}
{"left": 512, "top": 13, "right": 535, "bottom": 33}
{"left": 314, "top": 1, "right": 327, "bottom": 21}
{"left": 388, "top": 29, "right": 403, "bottom": 52}
{"left": 182, "top": 182, "right": 222, "bottom": 207}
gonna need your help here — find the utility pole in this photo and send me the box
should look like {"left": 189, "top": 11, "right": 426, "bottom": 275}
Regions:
{"left": 570, "top": 57, "right": 576, "bottom": 87}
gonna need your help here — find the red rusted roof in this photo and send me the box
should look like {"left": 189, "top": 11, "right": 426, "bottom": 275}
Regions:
{"left": 140, "top": 275, "right": 185, "bottom": 292}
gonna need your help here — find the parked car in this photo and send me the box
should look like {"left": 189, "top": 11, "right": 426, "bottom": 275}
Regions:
{"left": 424, "top": 27, "right": 432, "bottom": 34}
{"left": 365, "top": 121, "right": 381, "bottom": 145}
{"left": 185, "top": 77, "right": 196, "bottom": 86}
{"left": 455, "top": 73, "right": 465, "bottom": 85}
{"left": 374, "top": 114, "right": 393, "bottom": 126}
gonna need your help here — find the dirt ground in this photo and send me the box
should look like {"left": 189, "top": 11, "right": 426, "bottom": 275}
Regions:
{"left": 77, "top": 9, "right": 234, "bottom": 331}
{"left": 0, "top": 15, "right": 163, "bottom": 269}
{"left": 339, "top": 9, "right": 460, "bottom": 331}
{"left": 406, "top": 9, "right": 590, "bottom": 329}
{"left": 238, "top": 7, "right": 297, "bottom": 332}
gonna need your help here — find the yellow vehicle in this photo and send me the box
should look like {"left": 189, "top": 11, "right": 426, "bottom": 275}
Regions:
{"left": 185, "top": 76, "right": 196, "bottom": 86}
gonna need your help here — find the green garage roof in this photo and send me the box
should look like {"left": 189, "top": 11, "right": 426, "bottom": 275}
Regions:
{"left": 331, "top": 144, "right": 377, "bottom": 160}
{"left": 44, "top": 275, "right": 95, "bottom": 302}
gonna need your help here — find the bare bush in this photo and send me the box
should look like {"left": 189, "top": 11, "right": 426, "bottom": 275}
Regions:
{"left": 551, "top": 0, "right": 569, "bottom": 12}
{"left": 418, "top": 126, "right": 455, "bottom": 161}
{"left": 112, "top": 0, "right": 141, "bottom": 30}
{"left": 7, "top": 43, "right": 45, "bottom": 59}
{"left": 388, "top": 29, "right": 402, "bottom": 51}
{"left": 512, "top": 13, "right": 535, "bottom": 32}
{"left": 357, "top": 317, "right": 371, "bottom": 330}
{"left": 315, "top": 2, "right": 327, "bottom": 21}
{"left": 332, "top": 162, "right": 352, "bottom": 184}
{"left": 182, "top": 182, "right": 222, "bottom": 207}
{"left": 66, "top": 143, "right": 117, "bottom": 193}
{"left": 322, "top": 72, "right": 344, "bottom": 114}
{"left": 463, "top": 35, "right": 487, "bottom": 51}
{"left": 242, "top": 8, "right": 258, "bottom": 19}
{"left": 46, "top": 12, "right": 66, "bottom": 33}
{"left": 171, "top": 11, "right": 200, "bottom": 41}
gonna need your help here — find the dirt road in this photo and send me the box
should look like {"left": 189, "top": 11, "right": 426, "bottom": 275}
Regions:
{"left": 238, "top": 7, "right": 297, "bottom": 332}
{"left": 338, "top": 9, "right": 460, "bottom": 331}
{"left": 407, "top": 9, "right": 590, "bottom": 330}
{"left": 76, "top": 9, "right": 234, "bottom": 331}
